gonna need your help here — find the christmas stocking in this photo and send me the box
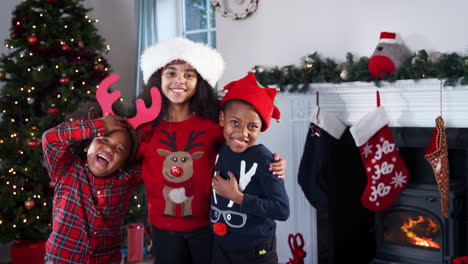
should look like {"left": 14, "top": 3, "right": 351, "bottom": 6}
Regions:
{"left": 350, "top": 106, "right": 409, "bottom": 211}
{"left": 298, "top": 107, "right": 346, "bottom": 210}
{"left": 424, "top": 116, "right": 450, "bottom": 218}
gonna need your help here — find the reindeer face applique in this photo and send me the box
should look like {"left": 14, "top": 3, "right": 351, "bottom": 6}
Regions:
{"left": 157, "top": 130, "right": 205, "bottom": 218}
{"left": 211, "top": 159, "right": 257, "bottom": 236}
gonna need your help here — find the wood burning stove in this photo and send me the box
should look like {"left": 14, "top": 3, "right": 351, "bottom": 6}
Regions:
{"left": 371, "top": 127, "right": 468, "bottom": 264}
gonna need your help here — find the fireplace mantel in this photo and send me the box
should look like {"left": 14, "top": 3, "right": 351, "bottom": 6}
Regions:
{"left": 276, "top": 78, "right": 468, "bottom": 128}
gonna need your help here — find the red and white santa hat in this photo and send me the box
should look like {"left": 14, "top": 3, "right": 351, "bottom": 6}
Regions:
{"left": 378, "top": 32, "right": 398, "bottom": 44}
{"left": 221, "top": 72, "right": 280, "bottom": 132}
{"left": 140, "top": 37, "right": 225, "bottom": 87}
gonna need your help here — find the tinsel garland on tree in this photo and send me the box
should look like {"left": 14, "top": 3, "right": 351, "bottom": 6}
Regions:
{"left": 252, "top": 50, "right": 468, "bottom": 92}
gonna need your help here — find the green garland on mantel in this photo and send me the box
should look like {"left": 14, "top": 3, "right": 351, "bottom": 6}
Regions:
{"left": 251, "top": 50, "right": 468, "bottom": 93}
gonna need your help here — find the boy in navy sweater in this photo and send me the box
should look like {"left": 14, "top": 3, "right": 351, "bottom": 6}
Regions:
{"left": 210, "top": 72, "right": 290, "bottom": 264}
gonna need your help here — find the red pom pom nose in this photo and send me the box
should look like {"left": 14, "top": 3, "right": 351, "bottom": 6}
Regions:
{"left": 170, "top": 166, "right": 184, "bottom": 177}
{"left": 213, "top": 222, "right": 228, "bottom": 236}
{"left": 368, "top": 55, "right": 396, "bottom": 78}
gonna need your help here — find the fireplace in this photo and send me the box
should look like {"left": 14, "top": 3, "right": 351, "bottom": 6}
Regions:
{"left": 371, "top": 127, "right": 468, "bottom": 264}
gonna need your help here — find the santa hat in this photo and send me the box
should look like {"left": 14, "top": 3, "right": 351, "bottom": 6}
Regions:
{"left": 221, "top": 72, "right": 280, "bottom": 132}
{"left": 378, "top": 32, "right": 398, "bottom": 44}
{"left": 140, "top": 37, "right": 225, "bottom": 87}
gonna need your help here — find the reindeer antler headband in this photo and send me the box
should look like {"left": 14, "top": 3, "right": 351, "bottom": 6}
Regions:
{"left": 96, "top": 74, "right": 162, "bottom": 129}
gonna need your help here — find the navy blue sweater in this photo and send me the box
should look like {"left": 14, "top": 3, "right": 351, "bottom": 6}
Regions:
{"left": 210, "top": 143, "right": 290, "bottom": 249}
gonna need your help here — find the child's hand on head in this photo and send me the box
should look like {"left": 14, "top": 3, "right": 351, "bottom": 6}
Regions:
{"left": 270, "top": 153, "right": 286, "bottom": 179}
{"left": 101, "top": 114, "right": 128, "bottom": 134}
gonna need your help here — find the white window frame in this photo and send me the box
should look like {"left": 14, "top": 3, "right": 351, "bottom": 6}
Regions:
{"left": 180, "top": 0, "right": 216, "bottom": 47}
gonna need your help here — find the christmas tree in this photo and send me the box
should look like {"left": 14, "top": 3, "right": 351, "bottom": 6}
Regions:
{"left": 0, "top": 0, "right": 111, "bottom": 243}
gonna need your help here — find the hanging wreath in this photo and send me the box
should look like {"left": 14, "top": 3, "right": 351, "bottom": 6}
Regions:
{"left": 212, "top": 0, "right": 259, "bottom": 20}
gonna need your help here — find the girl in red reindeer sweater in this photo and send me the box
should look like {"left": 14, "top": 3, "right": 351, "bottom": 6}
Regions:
{"left": 137, "top": 38, "right": 286, "bottom": 264}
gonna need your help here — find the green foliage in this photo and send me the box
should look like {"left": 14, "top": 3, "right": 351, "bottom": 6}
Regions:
{"left": 252, "top": 50, "right": 468, "bottom": 92}
{"left": 0, "top": 0, "right": 111, "bottom": 243}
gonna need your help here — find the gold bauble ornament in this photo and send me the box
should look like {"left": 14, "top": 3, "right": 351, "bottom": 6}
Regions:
{"left": 411, "top": 56, "right": 423, "bottom": 65}
{"left": 0, "top": 71, "right": 5, "bottom": 80}
{"left": 340, "top": 69, "right": 349, "bottom": 81}
{"left": 94, "top": 63, "right": 104, "bottom": 71}
{"left": 428, "top": 52, "right": 443, "bottom": 64}
{"left": 78, "top": 41, "right": 85, "bottom": 48}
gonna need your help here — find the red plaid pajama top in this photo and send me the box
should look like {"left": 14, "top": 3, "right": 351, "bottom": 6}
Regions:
{"left": 42, "top": 119, "right": 141, "bottom": 264}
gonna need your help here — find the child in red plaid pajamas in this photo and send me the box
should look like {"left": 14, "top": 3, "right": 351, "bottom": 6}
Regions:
{"left": 42, "top": 113, "right": 140, "bottom": 264}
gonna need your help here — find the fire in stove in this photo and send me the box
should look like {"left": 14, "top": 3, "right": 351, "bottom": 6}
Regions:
{"left": 400, "top": 215, "right": 440, "bottom": 249}
{"left": 383, "top": 210, "right": 442, "bottom": 251}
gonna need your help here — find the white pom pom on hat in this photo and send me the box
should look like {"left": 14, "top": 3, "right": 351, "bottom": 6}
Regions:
{"left": 140, "top": 37, "right": 225, "bottom": 87}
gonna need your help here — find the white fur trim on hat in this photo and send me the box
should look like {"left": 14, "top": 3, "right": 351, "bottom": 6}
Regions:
{"left": 349, "top": 107, "right": 390, "bottom": 147}
{"left": 140, "top": 37, "right": 225, "bottom": 87}
{"left": 310, "top": 107, "right": 346, "bottom": 140}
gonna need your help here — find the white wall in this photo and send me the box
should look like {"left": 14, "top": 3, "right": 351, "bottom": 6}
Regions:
{"left": 0, "top": 0, "right": 18, "bottom": 59}
{"left": 216, "top": 0, "right": 468, "bottom": 86}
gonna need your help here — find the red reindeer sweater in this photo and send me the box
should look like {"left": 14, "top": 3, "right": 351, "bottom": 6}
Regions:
{"left": 138, "top": 115, "right": 223, "bottom": 231}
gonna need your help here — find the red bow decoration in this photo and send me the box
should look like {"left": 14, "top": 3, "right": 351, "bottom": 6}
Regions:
{"left": 286, "top": 233, "right": 307, "bottom": 264}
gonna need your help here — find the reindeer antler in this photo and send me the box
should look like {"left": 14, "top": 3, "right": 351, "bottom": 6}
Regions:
{"left": 127, "top": 87, "right": 162, "bottom": 129}
{"left": 96, "top": 74, "right": 122, "bottom": 115}
{"left": 96, "top": 74, "right": 162, "bottom": 129}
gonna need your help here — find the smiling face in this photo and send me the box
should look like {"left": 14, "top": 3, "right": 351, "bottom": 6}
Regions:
{"left": 160, "top": 60, "right": 198, "bottom": 107}
{"left": 86, "top": 130, "right": 132, "bottom": 177}
{"left": 219, "top": 100, "right": 262, "bottom": 153}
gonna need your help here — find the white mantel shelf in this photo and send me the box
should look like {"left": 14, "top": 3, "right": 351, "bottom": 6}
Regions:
{"left": 276, "top": 78, "right": 468, "bottom": 128}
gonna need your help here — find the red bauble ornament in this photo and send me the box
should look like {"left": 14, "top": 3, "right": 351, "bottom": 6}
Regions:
{"left": 62, "top": 44, "right": 70, "bottom": 51}
{"left": 10, "top": 32, "right": 17, "bottom": 39}
{"left": 24, "top": 199, "right": 35, "bottom": 210}
{"left": 59, "top": 76, "right": 70, "bottom": 86}
{"left": 28, "top": 139, "right": 40, "bottom": 150}
{"left": 48, "top": 106, "right": 59, "bottom": 116}
{"left": 49, "top": 181, "right": 56, "bottom": 189}
{"left": 48, "top": 0, "right": 57, "bottom": 3}
{"left": 27, "top": 35, "right": 38, "bottom": 46}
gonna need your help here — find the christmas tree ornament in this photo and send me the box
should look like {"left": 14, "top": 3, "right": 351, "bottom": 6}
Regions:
{"left": 425, "top": 116, "right": 450, "bottom": 218}
{"left": 78, "top": 40, "right": 85, "bottom": 48}
{"left": 48, "top": 0, "right": 57, "bottom": 4}
{"left": 0, "top": 71, "right": 5, "bottom": 80}
{"left": 24, "top": 199, "right": 35, "bottom": 210}
{"left": 28, "top": 139, "right": 40, "bottom": 149}
{"left": 49, "top": 181, "right": 55, "bottom": 189}
{"left": 61, "top": 44, "right": 70, "bottom": 51}
{"left": 94, "top": 63, "right": 104, "bottom": 71}
{"left": 59, "top": 76, "right": 70, "bottom": 85}
{"left": 1, "top": 95, "right": 11, "bottom": 103}
{"left": 350, "top": 91, "right": 409, "bottom": 211}
{"left": 27, "top": 35, "right": 38, "bottom": 46}
{"left": 368, "top": 32, "right": 411, "bottom": 78}
{"left": 48, "top": 105, "right": 59, "bottom": 116}
{"left": 10, "top": 32, "right": 17, "bottom": 39}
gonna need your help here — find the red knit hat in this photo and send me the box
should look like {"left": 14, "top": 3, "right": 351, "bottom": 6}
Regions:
{"left": 221, "top": 72, "right": 280, "bottom": 132}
